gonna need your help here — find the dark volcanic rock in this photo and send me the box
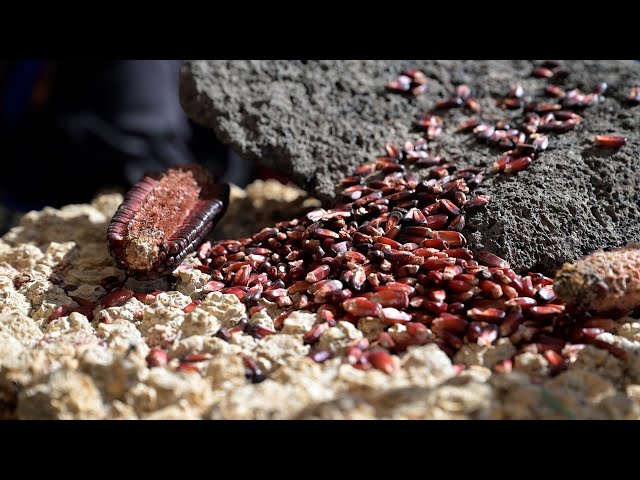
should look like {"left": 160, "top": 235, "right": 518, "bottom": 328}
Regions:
{"left": 180, "top": 60, "right": 640, "bottom": 274}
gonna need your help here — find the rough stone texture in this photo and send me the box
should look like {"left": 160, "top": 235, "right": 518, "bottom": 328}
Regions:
{"left": 180, "top": 60, "right": 640, "bottom": 274}
{"left": 4, "top": 189, "right": 640, "bottom": 420}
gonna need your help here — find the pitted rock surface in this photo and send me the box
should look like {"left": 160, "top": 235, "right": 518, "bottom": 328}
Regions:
{"left": 180, "top": 60, "right": 640, "bottom": 274}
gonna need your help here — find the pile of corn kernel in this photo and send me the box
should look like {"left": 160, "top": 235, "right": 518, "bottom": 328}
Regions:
{"left": 1, "top": 180, "right": 640, "bottom": 420}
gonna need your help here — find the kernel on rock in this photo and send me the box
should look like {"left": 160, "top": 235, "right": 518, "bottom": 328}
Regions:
{"left": 554, "top": 244, "right": 640, "bottom": 312}
{"left": 5, "top": 61, "right": 640, "bottom": 420}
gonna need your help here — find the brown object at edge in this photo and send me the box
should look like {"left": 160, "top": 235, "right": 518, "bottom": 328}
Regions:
{"left": 554, "top": 243, "right": 640, "bottom": 312}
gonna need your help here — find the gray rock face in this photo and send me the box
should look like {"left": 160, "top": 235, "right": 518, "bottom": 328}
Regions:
{"left": 180, "top": 60, "right": 640, "bottom": 274}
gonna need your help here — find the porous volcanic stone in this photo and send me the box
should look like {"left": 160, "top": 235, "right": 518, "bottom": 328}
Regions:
{"left": 180, "top": 60, "right": 640, "bottom": 274}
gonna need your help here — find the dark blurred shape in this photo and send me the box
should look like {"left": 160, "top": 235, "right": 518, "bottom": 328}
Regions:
{"left": 0, "top": 60, "right": 253, "bottom": 213}
{"left": 0, "top": 60, "right": 256, "bottom": 234}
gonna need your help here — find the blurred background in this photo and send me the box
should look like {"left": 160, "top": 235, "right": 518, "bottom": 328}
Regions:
{"left": 0, "top": 60, "right": 285, "bottom": 234}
